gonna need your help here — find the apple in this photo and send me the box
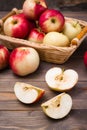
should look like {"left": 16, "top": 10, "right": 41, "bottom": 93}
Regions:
{"left": 3, "top": 13, "right": 35, "bottom": 39}
{"left": 41, "top": 92, "right": 72, "bottom": 119}
{"left": 28, "top": 28, "right": 45, "bottom": 43}
{"left": 14, "top": 82, "right": 45, "bottom": 104}
{"left": 39, "top": 9, "right": 65, "bottom": 33}
{"left": 84, "top": 51, "right": 87, "bottom": 67}
{"left": 45, "top": 67, "right": 78, "bottom": 92}
{"left": 63, "top": 19, "right": 82, "bottom": 41}
{"left": 0, "top": 45, "right": 10, "bottom": 70}
{"left": 9, "top": 47, "right": 40, "bottom": 76}
{"left": 43, "top": 32, "right": 69, "bottom": 47}
{"left": 23, "top": 0, "right": 47, "bottom": 20}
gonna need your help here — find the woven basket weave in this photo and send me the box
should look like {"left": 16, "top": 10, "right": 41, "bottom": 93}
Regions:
{"left": 0, "top": 8, "right": 87, "bottom": 64}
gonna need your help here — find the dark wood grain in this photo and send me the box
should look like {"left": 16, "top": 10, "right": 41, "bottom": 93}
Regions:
{"left": 0, "top": 11, "right": 87, "bottom": 130}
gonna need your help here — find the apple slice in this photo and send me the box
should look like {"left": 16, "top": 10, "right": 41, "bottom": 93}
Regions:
{"left": 14, "top": 82, "right": 45, "bottom": 104}
{"left": 41, "top": 93, "right": 72, "bottom": 119}
{"left": 45, "top": 67, "right": 78, "bottom": 92}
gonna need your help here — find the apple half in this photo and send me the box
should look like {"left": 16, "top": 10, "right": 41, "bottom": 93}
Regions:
{"left": 45, "top": 67, "right": 78, "bottom": 92}
{"left": 41, "top": 93, "right": 72, "bottom": 119}
{"left": 14, "top": 82, "right": 45, "bottom": 104}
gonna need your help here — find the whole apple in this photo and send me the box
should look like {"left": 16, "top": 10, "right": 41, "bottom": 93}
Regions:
{"left": 0, "top": 45, "right": 10, "bottom": 70}
{"left": 3, "top": 13, "right": 35, "bottom": 39}
{"left": 63, "top": 20, "right": 82, "bottom": 41}
{"left": 84, "top": 51, "right": 87, "bottom": 68}
{"left": 43, "top": 32, "right": 69, "bottom": 47}
{"left": 39, "top": 9, "right": 65, "bottom": 33}
{"left": 23, "top": 0, "right": 47, "bottom": 20}
{"left": 9, "top": 47, "right": 40, "bottom": 76}
{"left": 28, "top": 28, "right": 45, "bottom": 43}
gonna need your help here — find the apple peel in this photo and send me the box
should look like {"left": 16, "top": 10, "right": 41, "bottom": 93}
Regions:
{"left": 41, "top": 92, "right": 72, "bottom": 119}
{"left": 45, "top": 67, "right": 78, "bottom": 92}
{"left": 14, "top": 82, "right": 45, "bottom": 104}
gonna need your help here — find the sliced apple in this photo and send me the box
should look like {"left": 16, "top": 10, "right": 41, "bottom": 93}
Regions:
{"left": 45, "top": 67, "right": 78, "bottom": 92}
{"left": 14, "top": 82, "right": 45, "bottom": 104}
{"left": 41, "top": 92, "right": 72, "bottom": 119}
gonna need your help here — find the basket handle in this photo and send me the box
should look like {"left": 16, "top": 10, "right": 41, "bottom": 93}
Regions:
{"left": 71, "top": 26, "right": 87, "bottom": 45}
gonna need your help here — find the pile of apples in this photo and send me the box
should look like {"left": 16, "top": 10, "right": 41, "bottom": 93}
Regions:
{"left": 1, "top": 0, "right": 87, "bottom": 120}
{"left": 3, "top": 0, "right": 82, "bottom": 47}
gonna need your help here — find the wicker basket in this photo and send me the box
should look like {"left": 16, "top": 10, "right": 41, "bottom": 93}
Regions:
{"left": 0, "top": 8, "right": 87, "bottom": 64}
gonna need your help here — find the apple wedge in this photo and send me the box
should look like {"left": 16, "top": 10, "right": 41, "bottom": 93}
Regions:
{"left": 41, "top": 93, "right": 72, "bottom": 119}
{"left": 45, "top": 67, "right": 78, "bottom": 92}
{"left": 14, "top": 82, "right": 45, "bottom": 104}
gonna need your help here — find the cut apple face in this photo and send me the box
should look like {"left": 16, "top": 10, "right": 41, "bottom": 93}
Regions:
{"left": 41, "top": 93, "right": 72, "bottom": 119}
{"left": 14, "top": 82, "right": 45, "bottom": 104}
{"left": 45, "top": 67, "right": 78, "bottom": 92}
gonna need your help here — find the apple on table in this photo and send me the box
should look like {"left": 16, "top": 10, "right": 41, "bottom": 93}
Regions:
{"left": 0, "top": 45, "right": 10, "bottom": 70}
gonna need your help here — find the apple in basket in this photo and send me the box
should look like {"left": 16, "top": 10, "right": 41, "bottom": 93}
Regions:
{"left": 14, "top": 82, "right": 45, "bottom": 104}
{"left": 63, "top": 19, "right": 82, "bottom": 41}
{"left": 45, "top": 67, "right": 78, "bottom": 92}
{"left": 23, "top": 0, "right": 47, "bottom": 20}
{"left": 28, "top": 28, "right": 45, "bottom": 43}
{"left": 3, "top": 13, "right": 35, "bottom": 39}
{"left": 0, "top": 45, "right": 10, "bottom": 70}
{"left": 43, "top": 32, "right": 69, "bottom": 47}
{"left": 9, "top": 47, "right": 40, "bottom": 76}
{"left": 41, "top": 93, "right": 72, "bottom": 119}
{"left": 39, "top": 9, "right": 65, "bottom": 33}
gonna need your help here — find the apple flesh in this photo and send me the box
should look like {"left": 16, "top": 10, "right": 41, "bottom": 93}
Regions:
{"left": 14, "top": 82, "right": 45, "bottom": 104}
{"left": 41, "top": 92, "right": 72, "bottom": 119}
{"left": 9, "top": 47, "right": 40, "bottom": 76}
{"left": 3, "top": 14, "right": 35, "bottom": 39}
{"left": 28, "top": 28, "right": 45, "bottom": 43}
{"left": 0, "top": 45, "right": 10, "bottom": 70}
{"left": 23, "top": 0, "right": 47, "bottom": 20}
{"left": 45, "top": 67, "right": 78, "bottom": 92}
{"left": 43, "top": 32, "right": 69, "bottom": 47}
{"left": 63, "top": 19, "right": 82, "bottom": 41}
{"left": 39, "top": 9, "right": 65, "bottom": 33}
{"left": 84, "top": 51, "right": 87, "bottom": 67}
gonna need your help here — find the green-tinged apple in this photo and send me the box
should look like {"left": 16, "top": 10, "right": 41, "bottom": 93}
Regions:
{"left": 43, "top": 32, "right": 69, "bottom": 47}
{"left": 3, "top": 13, "right": 35, "bottom": 39}
{"left": 84, "top": 51, "right": 87, "bottom": 68}
{"left": 14, "top": 82, "right": 45, "bottom": 104}
{"left": 0, "top": 45, "right": 10, "bottom": 70}
{"left": 39, "top": 9, "right": 65, "bottom": 33}
{"left": 41, "top": 93, "right": 72, "bottom": 119}
{"left": 28, "top": 28, "right": 45, "bottom": 43}
{"left": 9, "top": 47, "right": 40, "bottom": 76}
{"left": 23, "top": 0, "right": 47, "bottom": 20}
{"left": 63, "top": 19, "right": 82, "bottom": 41}
{"left": 45, "top": 67, "right": 78, "bottom": 91}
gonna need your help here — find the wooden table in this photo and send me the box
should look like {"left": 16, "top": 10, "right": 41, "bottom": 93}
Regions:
{"left": 0, "top": 11, "right": 87, "bottom": 130}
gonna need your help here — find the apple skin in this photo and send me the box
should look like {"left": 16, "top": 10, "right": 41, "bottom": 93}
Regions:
{"left": 3, "top": 13, "right": 35, "bottom": 39}
{"left": 0, "top": 45, "right": 10, "bottom": 70}
{"left": 28, "top": 28, "right": 45, "bottom": 43}
{"left": 9, "top": 47, "right": 40, "bottom": 76}
{"left": 84, "top": 51, "right": 87, "bottom": 68}
{"left": 23, "top": 0, "right": 47, "bottom": 20}
{"left": 39, "top": 9, "right": 65, "bottom": 33}
{"left": 63, "top": 19, "right": 82, "bottom": 41}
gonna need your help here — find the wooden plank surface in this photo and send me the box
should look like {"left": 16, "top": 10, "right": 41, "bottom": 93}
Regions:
{"left": 0, "top": 11, "right": 87, "bottom": 130}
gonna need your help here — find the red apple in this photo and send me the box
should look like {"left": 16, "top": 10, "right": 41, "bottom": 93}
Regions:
{"left": 39, "top": 9, "right": 65, "bottom": 33}
{"left": 28, "top": 28, "right": 45, "bottom": 43}
{"left": 23, "top": 0, "right": 47, "bottom": 20}
{"left": 0, "top": 45, "right": 10, "bottom": 70}
{"left": 9, "top": 47, "right": 40, "bottom": 76}
{"left": 3, "top": 13, "right": 35, "bottom": 39}
{"left": 84, "top": 51, "right": 87, "bottom": 67}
